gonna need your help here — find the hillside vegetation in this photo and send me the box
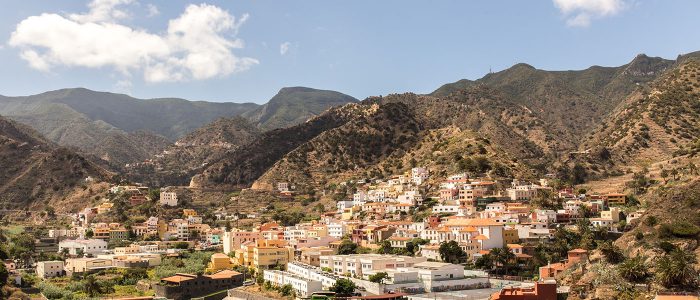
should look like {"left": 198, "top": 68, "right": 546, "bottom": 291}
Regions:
{"left": 0, "top": 116, "right": 110, "bottom": 209}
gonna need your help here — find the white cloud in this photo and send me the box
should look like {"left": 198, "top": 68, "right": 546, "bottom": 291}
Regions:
{"left": 280, "top": 42, "right": 291, "bottom": 55}
{"left": 9, "top": 0, "right": 258, "bottom": 83}
{"left": 146, "top": 4, "right": 160, "bottom": 17}
{"left": 69, "top": 0, "right": 135, "bottom": 23}
{"left": 553, "top": 0, "right": 626, "bottom": 27}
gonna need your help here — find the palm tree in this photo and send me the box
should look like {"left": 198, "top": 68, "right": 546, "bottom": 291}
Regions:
{"left": 83, "top": 275, "right": 103, "bottom": 297}
{"left": 655, "top": 249, "right": 698, "bottom": 288}
{"left": 617, "top": 256, "right": 650, "bottom": 283}
{"left": 489, "top": 247, "right": 516, "bottom": 275}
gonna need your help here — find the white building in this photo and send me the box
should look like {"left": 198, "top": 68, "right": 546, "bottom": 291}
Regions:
{"left": 58, "top": 239, "right": 108, "bottom": 255}
{"left": 36, "top": 261, "right": 64, "bottom": 279}
{"left": 353, "top": 191, "right": 369, "bottom": 206}
{"left": 263, "top": 270, "right": 323, "bottom": 298}
{"left": 432, "top": 205, "right": 460, "bottom": 214}
{"left": 287, "top": 261, "right": 340, "bottom": 289}
{"left": 534, "top": 209, "right": 557, "bottom": 224}
{"left": 327, "top": 223, "right": 346, "bottom": 239}
{"left": 160, "top": 191, "right": 178, "bottom": 206}
{"left": 320, "top": 254, "right": 427, "bottom": 278}
{"left": 336, "top": 200, "right": 354, "bottom": 213}
{"left": 411, "top": 167, "right": 429, "bottom": 185}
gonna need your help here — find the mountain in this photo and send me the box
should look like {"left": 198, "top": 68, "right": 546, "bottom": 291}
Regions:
{"left": 242, "top": 87, "right": 358, "bottom": 131}
{"left": 125, "top": 117, "right": 261, "bottom": 186}
{"left": 0, "top": 115, "right": 110, "bottom": 209}
{"left": 579, "top": 55, "right": 700, "bottom": 174}
{"left": 0, "top": 88, "right": 259, "bottom": 167}
{"left": 191, "top": 53, "right": 694, "bottom": 193}
{"left": 432, "top": 55, "right": 674, "bottom": 152}
{"left": 0, "top": 87, "right": 357, "bottom": 168}
{"left": 192, "top": 102, "right": 367, "bottom": 189}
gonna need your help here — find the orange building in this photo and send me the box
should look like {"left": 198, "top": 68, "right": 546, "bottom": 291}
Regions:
{"left": 539, "top": 249, "right": 588, "bottom": 279}
{"left": 491, "top": 280, "right": 557, "bottom": 300}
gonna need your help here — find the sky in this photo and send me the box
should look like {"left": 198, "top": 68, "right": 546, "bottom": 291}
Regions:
{"left": 1, "top": 0, "right": 700, "bottom": 103}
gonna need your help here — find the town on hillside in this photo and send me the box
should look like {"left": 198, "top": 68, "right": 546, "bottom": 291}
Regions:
{"left": 2, "top": 165, "right": 687, "bottom": 300}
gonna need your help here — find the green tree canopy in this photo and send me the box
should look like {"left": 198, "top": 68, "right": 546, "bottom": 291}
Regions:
{"left": 439, "top": 241, "right": 467, "bottom": 264}
{"left": 330, "top": 278, "right": 356, "bottom": 296}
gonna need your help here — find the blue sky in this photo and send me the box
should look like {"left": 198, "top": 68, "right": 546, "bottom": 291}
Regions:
{"left": 1, "top": 0, "right": 700, "bottom": 103}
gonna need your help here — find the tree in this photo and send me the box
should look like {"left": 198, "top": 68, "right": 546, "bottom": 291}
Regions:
{"left": 377, "top": 240, "right": 392, "bottom": 254}
{"left": 439, "top": 241, "right": 467, "bottom": 264}
{"left": 280, "top": 283, "right": 294, "bottom": 297}
{"left": 655, "top": 249, "right": 698, "bottom": 288}
{"left": 330, "top": 278, "right": 356, "bottom": 296}
{"left": 489, "top": 247, "right": 516, "bottom": 275}
{"left": 83, "top": 275, "right": 103, "bottom": 297}
{"left": 368, "top": 272, "right": 389, "bottom": 284}
{"left": 337, "top": 239, "right": 359, "bottom": 255}
{"left": 618, "top": 256, "right": 650, "bottom": 283}
{"left": 0, "top": 263, "right": 8, "bottom": 285}
{"left": 85, "top": 229, "right": 94, "bottom": 239}
{"left": 572, "top": 164, "right": 588, "bottom": 185}
{"left": 598, "top": 241, "right": 624, "bottom": 264}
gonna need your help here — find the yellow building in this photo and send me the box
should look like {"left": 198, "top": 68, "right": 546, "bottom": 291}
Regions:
{"left": 233, "top": 240, "right": 294, "bottom": 270}
{"left": 341, "top": 206, "right": 361, "bottom": 221}
{"left": 605, "top": 193, "right": 626, "bottom": 206}
{"left": 206, "top": 253, "right": 234, "bottom": 273}
{"left": 183, "top": 209, "right": 198, "bottom": 217}
{"left": 97, "top": 202, "right": 114, "bottom": 214}
{"left": 502, "top": 228, "right": 520, "bottom": 245}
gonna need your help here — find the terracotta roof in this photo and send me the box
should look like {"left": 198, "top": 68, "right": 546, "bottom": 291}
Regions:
{"left": 458, "top": 226, "right": 478, "bottom": 232}
{"left": 207, "top": 270, "right": 242, "bottom": 279}
{"left": 507, "top": 244, "right": 523, "bottom": 248}
{"left": 446, "top": 218, "right": 501, "bottom": 226}
{"left": 568, "top": 248, "right": 588, "bottom": 253}
{"left": 472, "top": 234, "right": 489, "bottom": 240}
{"left": 161, "top": 274, "right": 195, "bottom": 283}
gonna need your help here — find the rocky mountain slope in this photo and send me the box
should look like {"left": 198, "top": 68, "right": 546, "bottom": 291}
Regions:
{"left": 125, "top": 117, "right": 261, "bottom": 186}
{"left": 433, "top": 54, "right": 674, "bottom": 152}
{"left": 242, "top": 87, "right": 358, "bottom": 131}
{"left": 579, "top": 54, "right": 700, "bottom": 175}
{"left": 192, "top": 103, "right": 368, "bottom": 189}
{"left": 0, "top": 115, "right": 110, "bottom": 209}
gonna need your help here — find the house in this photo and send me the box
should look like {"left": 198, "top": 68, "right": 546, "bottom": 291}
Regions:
{"left": 590, "top": 218, "right": 614, "bottom": 229}
{"left": 154, "top": 270, "right": 243, "bottom": 300}
{"left": 160, "top": 191, "right": 178, "bottom": 206}
{"left": 64, "top": 258, "right": 113, "bottom": 275}
{"left": 600, "top": 207, "right": 622, "bottom": 222}
{"left": 58, "top": 239, "right": 108, "bottom": 255}
{"left": 411, "top": 167, "right": 429, "bottom": 185}
{"left": 206, "top": 253, "right": 234, "bottom": 273}
{"left": 604, "top": 193, "right": 626, "bottom": 205}
{"left": 232, "top": 239, "right": 294, "bottom": 270}
{"left": 490, "top": 280, "right": 557, "bottom": 300}
{"left": 36, "top": 261, "right": 65, "bottom": 279}
{"left": 319, "top": 254, "right": 426, "bottom": 277}
{"left": 264, "top": 270, "right": 323, "bottom": 298}
{"left": 539, "top": 249, "right": 588, "bottom": 279}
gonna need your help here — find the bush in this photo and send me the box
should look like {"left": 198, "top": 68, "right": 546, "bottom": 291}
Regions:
{"left": 643, "top": 216, "right": 658, "bottom": 227}
{"left": 658, "top": 221, "right": 700, "bottom": 238}
{"left": 618, "top": 256, "right": 650, "bottom": 283}
{"left": 657, "top": 241, "right": 676, "bottom": 253}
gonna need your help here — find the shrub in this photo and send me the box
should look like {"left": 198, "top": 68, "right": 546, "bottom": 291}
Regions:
{"left": 643, "top": 216, "right": 658, "bottom": 227}
{"left": 657, "top": 241, "right": 676, "bottom": 253}
{"left": 618, "top": 256, "right": 650, "bottom": 283}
